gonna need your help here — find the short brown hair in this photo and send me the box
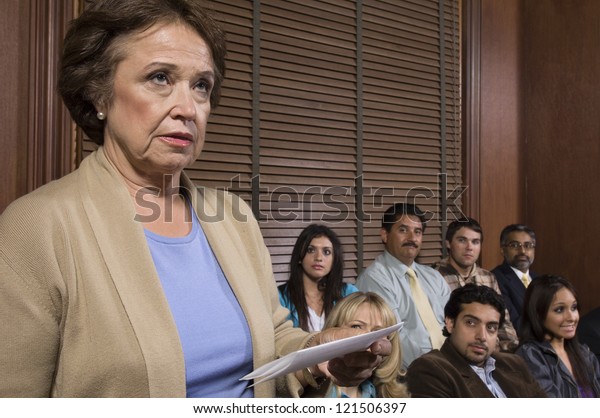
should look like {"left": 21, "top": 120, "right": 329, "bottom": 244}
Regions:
{"left": 58, "top": 0, "right": 227, "bottom": 144}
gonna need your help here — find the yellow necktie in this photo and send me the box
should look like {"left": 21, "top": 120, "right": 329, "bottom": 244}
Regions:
{"left": 406, "top": 268, "right": 445, "bottom": 350}
{"left": 521, "top": 274, "right": 530, "bottom": 288}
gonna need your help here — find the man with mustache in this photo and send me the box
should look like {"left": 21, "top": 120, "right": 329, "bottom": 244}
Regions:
{"left": 406, "top": 284, "right": 546, "bottom": 397}
{"left": 357, "top": 202, "right": 451, "bottom": 369}
{"left": 433, "top": 217, "right": 519, "bottom": 351}
{"left": 491, "top": 224, "right": 539, "bottom": 332}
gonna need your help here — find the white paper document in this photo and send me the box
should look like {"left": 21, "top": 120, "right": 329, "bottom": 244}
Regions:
{"left": 240, "top": 323, "right": 403, "bottom": 385}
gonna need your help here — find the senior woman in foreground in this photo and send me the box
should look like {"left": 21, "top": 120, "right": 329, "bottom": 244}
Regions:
{"left": 0, "top": 0, "right": 388, "bottom": 397}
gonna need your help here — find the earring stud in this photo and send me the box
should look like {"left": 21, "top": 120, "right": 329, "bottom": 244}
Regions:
{"left": 97, "top": 111, "right": 106, "bottom": 120}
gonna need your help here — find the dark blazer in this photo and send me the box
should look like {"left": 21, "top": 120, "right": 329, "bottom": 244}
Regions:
{"left": 578, "top": 307, "right": 600, "bottom": 364}
{"left": 406, "top": 339, "right": 547, "bottom": 398}
{"left": 491, "top": 261, "right": 538, "bottom": 332}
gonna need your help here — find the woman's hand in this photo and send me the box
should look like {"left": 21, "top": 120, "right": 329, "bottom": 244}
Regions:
{"left": 310, "top": 328, "right": 392, "bottom": 387}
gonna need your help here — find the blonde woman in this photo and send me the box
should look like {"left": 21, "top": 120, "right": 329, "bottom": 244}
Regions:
{"left": 307, "top": 292, "right": 408, "bottom": 398}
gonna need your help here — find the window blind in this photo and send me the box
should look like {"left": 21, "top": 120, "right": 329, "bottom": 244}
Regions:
{"left": 76, "top": 0, "right": 462, "bottom": 283}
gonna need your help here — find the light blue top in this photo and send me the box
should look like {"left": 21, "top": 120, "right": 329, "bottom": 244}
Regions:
{"left": 470, "top": 356, "right": 507, "bottom": 398}
{"left": 326, "top": 379, "right": 377, "bottom": 398}
{"left": 144, "top": 208, "right": 253, "bottom": 398}
{"left": 357, "top": 250, "right": 451, "bottom": 368}
{"left": 278, "top": 282, "right": 358, "bottom": 330}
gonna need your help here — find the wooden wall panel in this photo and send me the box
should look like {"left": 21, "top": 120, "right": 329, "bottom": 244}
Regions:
{"left": 476, "top": 0, "right": 525, "bottom": 270}
{"left": 26, "top": 0, "right": 77, "bottom": 193}
{"left": 0, "top": 1, "right": 30, "bottom": 213}
{"left": 523, "top": 0, "right": 600, "bottom": 314}
{"left": 0, "top": 0, "right": 76, "bottom": 214}
{"left": 473, "top": 0, "right": 600, "bottom": 313}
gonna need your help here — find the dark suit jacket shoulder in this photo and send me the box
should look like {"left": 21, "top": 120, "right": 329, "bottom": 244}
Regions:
{"left": 491, "top": 262, "right": 537, "bottom": 332}
{"left": 578, "top": 307, "right": 600, "bottom": 364}
{"left": 406, "top": 340, "right": 546, "bottom": 398}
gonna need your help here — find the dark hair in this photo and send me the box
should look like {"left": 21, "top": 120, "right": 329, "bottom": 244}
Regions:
{"left": 59, "top": 0, "right": 226, "bottom": 144}
{"left": 442, "top": 283, "right": 506, "bottom": 337}
{"left": 282, "top": 224, "right": 345, "bottom": 332}
{"left": 445, "top": 217, "right": 483, "bottom": 242}
{"left": 381, "top": 203, "right": 427, "bottom": 233}
{"left": 519, "top": 275, "right": 596, "bottom": 395}
{"left": 499, "top": 224, "right": 536, "bottom": 246}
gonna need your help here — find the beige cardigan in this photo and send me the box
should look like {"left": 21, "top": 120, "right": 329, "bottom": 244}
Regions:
{"left": 0, "top": 148, "right": 309, "bottom": 397}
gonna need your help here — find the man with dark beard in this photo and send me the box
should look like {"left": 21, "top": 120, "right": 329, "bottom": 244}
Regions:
{"left": 491, "top": 224, "right": 539, "bottom": 332}
{"left": 406, "top": 284, "right": 546, "bottom": 397}
{"left": 357, "top": 202, "right": 451, "bottom": 370}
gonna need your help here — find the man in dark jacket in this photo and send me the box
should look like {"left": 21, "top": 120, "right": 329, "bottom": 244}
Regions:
{"left": 407, "top": 284, "right": 546, "bottom": 397}
{"left": 491, "top": 224, "right": 538, "bottom": 332}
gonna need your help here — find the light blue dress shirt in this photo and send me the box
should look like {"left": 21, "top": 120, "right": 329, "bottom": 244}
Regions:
{"left": 357, "top": 250, "right": 451, "bottom": 368}
{"left": 470, "top": 356, "right": 507, "bottom": 398}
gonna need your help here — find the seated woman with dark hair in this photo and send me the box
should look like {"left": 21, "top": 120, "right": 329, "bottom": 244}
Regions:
{"left": 279, "top": 224, "right": 357, "bottom": 332}
{"left": 516, "top": 275, "right": 600, "bottom": 397}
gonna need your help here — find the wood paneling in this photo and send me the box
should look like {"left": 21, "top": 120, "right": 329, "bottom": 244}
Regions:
{"left": 523, "top": 0, "right": 600, "bottom": 314}
{"left": 472, "top": 0, "right": 600, "bottom": 313}
{"left": 0, "top": 1, "right": 29, "bottom": 213}
{"left": 26, "top": 0, "right": 77, "bottom": 192}
{"left": 472, "top": 0, "right": 525, "bottom": 269}
{"left": 0, "top": 0, "right": 76, "bottom": 214}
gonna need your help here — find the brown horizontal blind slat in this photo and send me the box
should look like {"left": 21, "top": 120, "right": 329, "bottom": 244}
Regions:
{"left": 361, "top": 0, "right": 460, "bottom": 267}
{"left": 188, "top": 1, "right": 254, "bottom": 199}
{"left": 259, "top": 0, "right": 359, "bottom": 283}
{"left": 443, "top": 0, "right": 464, "bottom": 224}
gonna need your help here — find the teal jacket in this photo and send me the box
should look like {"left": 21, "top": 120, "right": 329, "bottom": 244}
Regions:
{"left": 278, "top": 282, "right": 358, "bottom": 329}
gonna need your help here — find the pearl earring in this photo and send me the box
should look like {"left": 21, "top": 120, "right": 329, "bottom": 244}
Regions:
{"left": 97, "top": 111, "right": 106, "bottom": 120}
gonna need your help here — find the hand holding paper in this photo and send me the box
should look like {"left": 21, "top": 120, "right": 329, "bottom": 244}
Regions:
{"left": 241, "top": 323, "right": 402, "bottom": 385}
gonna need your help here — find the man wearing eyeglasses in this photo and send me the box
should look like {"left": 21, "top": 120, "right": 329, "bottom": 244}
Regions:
{"left": 491, "top": 224, "right": 538, "bottom": 332}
